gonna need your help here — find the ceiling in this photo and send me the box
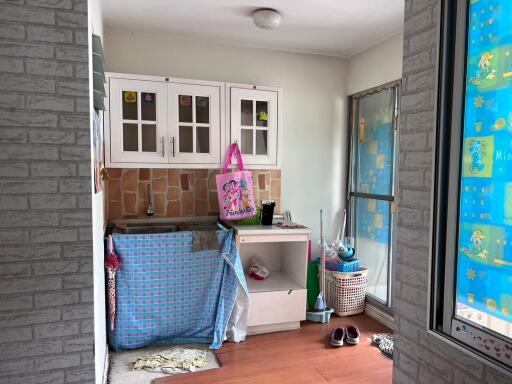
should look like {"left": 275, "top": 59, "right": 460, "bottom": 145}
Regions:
{"left": 102, "top": 0, "right": 404, "bottom": 58}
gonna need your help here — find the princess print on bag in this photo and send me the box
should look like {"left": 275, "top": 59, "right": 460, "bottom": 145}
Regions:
{"left": 221, "top": 179, "right": 255, "bottom": 217}
{"left": 223, "top": 180, "right": 241, "bottom": 213}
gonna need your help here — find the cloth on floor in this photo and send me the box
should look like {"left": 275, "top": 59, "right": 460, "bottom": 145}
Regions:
{"left": 132, "top": 346, "right": 208, "bottom": 374}
{"left": 192, "top": 230, "right": 223, "bottom": 252}
{"left": 371, "top": 333, "right": 394, "bottom": 358}
{"left": 108, "top": 229, "right": 249, "bottom": 351}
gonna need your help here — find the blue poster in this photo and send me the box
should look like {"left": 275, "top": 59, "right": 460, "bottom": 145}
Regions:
{"left": 456, "top": 0, "right": 512, "bottom": 324}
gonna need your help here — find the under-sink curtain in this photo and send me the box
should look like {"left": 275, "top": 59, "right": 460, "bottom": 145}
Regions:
{"left": 107, "top": 230, "right": 249, "bottom": 350}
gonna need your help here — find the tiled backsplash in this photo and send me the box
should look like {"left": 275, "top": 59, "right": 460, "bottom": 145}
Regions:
{"left": 106, "top": 168, "right": 281, "bottom": 220}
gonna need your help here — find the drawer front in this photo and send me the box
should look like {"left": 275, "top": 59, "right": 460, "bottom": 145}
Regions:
{"left": 238, "top": 234, "right": 309, "bottom": 244}
{"left": 248, "top": 289, "right": 307, "bottom": 326}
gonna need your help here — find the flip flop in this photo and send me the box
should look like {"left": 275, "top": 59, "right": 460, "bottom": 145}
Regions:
{"left": 345, "top": 325, "right": 360, "bottom": 345}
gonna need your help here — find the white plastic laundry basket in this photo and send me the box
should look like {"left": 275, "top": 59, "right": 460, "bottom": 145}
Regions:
{"left": 325, "top": 268, "right": 368, "bottom": 316}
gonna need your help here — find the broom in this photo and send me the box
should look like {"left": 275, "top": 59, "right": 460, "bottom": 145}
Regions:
{"left": 314, "top": 209, "right": 327, "bottom": 311}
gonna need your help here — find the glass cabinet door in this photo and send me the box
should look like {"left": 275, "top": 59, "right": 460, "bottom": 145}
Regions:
{"left": 168, "top": 82, "right": 221, "bottom": 164}
{"left": 230, "top": 87, "right": 278, "bottom": 166}
{"left": 109, "top": 78, "right": 168, "bottom": 163}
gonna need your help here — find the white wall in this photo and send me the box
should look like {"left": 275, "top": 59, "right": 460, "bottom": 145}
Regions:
{"left": 88, "top": 1, "right": 106, "bottom": 383}
{"left": 103, "top": 30, "right": 348, "bottom": 249}
{"left": 347, "top": 32, "right": 403, "bottom": 95}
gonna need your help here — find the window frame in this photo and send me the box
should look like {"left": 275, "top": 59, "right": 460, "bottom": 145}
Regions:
{"left": 429, "top": 0, "right": 512, "bottom": 374}
{"left": 347, "top": 80, "right": 401, "bottom": 310}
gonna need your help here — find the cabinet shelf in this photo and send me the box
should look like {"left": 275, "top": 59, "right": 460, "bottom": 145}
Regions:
{"left": 245, "top": 272, "right": 304, "bottom": 293}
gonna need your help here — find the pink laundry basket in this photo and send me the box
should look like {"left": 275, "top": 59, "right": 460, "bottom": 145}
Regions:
{"left": 325, "top": 268, "right": 368, "bottom": 316}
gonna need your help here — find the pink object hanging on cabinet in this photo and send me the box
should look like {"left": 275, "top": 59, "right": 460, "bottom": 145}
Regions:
{"left": 216, "top": 143, "right": 257, "bottom": 221}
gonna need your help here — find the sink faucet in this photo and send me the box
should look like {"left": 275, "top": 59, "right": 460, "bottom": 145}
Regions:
{"left": 146, "top": 184, "right": 155, "bottom": 216}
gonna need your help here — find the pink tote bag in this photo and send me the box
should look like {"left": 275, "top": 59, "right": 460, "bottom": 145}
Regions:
{"left": 216, "top": 143, "right": 257, "bottom": 221}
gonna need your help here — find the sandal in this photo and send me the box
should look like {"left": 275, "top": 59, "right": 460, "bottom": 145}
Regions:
{"left": 345, "top": 325, "right": 360, "bottom": 345}
{"left": 330, "top": 327, "right": 345, "bottom": 347}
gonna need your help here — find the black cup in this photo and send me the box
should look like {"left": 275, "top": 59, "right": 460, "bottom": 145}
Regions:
{"left": 261, "top": 201, "right": 275, "bottom": 226}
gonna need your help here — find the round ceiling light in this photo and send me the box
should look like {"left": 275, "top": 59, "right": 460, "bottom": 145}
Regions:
{"left": 252, "top": 8, "right": 282, "bottom": 30}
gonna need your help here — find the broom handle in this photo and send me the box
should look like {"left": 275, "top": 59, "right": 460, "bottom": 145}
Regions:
{"left": 320, "top": 210, "right": 325, "bottom": 297}
{"left": 341, "top": 209, "right": 346, "bottom": 241}
{"left": 337, "top": 209, "right": 347, "bottom": 241}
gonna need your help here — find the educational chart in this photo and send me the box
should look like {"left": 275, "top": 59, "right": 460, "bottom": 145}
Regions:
{"left": 456, "top": 0, "right": 512, "bottom": 327}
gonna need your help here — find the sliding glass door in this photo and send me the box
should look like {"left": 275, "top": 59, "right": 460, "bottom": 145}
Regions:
{"left": 348, "top": 84, "right": 399, "bottom": 307}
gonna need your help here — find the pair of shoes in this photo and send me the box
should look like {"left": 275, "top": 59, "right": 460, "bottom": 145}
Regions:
{"left": 330, "top": 325, "right": 360, "bottom": 347}
{"left": 371, "top": 333, "right": 394, "bottom": 358}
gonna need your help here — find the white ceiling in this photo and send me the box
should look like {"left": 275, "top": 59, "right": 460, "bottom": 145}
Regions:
{"left": 102, "top": 0, "right": 404, "bottom": 58}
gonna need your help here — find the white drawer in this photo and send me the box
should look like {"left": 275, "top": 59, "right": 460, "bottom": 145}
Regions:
{"left": 247, "top": 289, "right": 307, "bottom": 327}
{"left": 238, "top": 234, "right": 309, "bottom": 244}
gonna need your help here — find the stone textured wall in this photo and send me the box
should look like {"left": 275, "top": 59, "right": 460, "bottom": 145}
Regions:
{"left": 106, "top": 168, "right": 282, "bottom": 220}
{"left": 0, "top": 1, "right": 94, "bottom": 383}
{"left": 394, "top": 1, "right": 511, "bottom": 383}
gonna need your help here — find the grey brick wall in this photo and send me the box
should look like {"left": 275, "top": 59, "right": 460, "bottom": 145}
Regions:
{"left": 0, "top": 1, "right": 94, "bottom": 383}
{"left": 395, "top": 1, "right": 511, "bottom": 383}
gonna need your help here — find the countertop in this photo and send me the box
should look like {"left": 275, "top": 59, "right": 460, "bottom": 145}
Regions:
{"left": 225, "top": 222, "right": 311, "bottom": 236}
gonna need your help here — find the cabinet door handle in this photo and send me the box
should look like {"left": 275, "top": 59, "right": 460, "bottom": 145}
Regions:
{"left": 161, "top": 137, "right": 165, "bottom": 157}
{"left": 172, "top": 137, "right": 175, "bottom": 157}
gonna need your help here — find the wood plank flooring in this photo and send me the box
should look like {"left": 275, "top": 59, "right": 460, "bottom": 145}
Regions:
{"left": 155, "top": 314, "right": 393, "bottom": 384}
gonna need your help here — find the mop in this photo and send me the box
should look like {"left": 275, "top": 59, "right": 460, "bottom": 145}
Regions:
{"left": 306, "top": 209, "right": 333, "bottom": 323}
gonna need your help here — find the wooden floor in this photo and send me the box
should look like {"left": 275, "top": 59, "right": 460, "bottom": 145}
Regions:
{"left": 155, "top": 314, "right": 393, "bottom": 384}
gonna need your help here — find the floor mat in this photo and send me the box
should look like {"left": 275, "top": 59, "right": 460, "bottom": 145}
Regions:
{"left": 108, "top": 344, "right": 220, "bottom": 384}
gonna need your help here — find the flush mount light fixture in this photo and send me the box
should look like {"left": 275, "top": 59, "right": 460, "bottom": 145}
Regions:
{"left": 252, "top": 8, "right": 282, "bottom": 30}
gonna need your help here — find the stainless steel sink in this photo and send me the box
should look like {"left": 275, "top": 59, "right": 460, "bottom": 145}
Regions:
{"left": 109, "top": 219, "right": 219, "bottom": 235}
{"left": 120, "top": 225, "right": 178, "bottom": 234}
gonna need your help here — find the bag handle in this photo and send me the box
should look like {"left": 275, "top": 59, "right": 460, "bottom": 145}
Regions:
{"left": 223, "top": 143, "right": 245, "bottom": 174}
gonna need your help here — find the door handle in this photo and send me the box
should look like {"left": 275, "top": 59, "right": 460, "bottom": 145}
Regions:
{"left": 171, "top": 137, "right": 175, "bottom": 157}
{"left": 161, "top": 137, "right": 165, "bottom": 157}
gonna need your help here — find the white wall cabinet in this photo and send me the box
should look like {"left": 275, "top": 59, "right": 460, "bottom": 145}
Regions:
{"left": 169, "top": 81, "right": 221, "bottom": 165}
{"left": 228, "top": 85, "right": 281, "bottom": 167}
{"left": 109, "top": 78, "right": 168, "bottom": 164}
{"left": 106, "top": 73, "right": 281, "bottom": 169}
